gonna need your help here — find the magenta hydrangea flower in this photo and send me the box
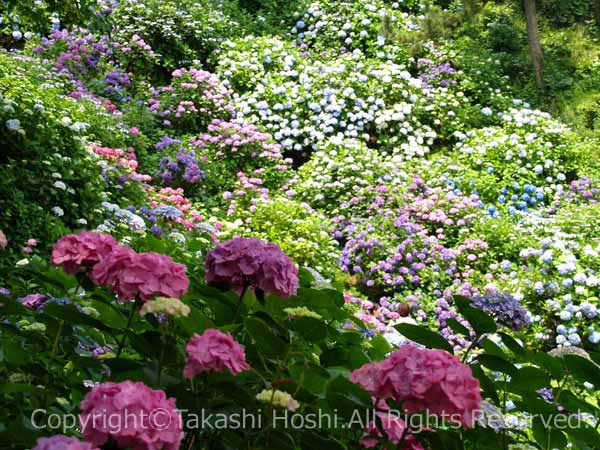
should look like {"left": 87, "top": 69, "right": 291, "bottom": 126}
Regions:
{"left": 205, "top": 237, "right": 298, "bottom": 298}
{"left": 351, "top": 345, "right": 481, "bottom": 428}
{"left": 80, "top": 381, "right": 183, "bottom": 450}
{"left": 18, "top": 293, "right": 47, "bottom": 310}
{"left": 91, "top": 248, "right": 189, "bottom": 301}
{"left": 184, "top": 329, "right": 250, "bottom": 378}
{"left": 52, "top": 232, "right": 120, "bottom": 274}
{"left": 32, "top": 435, "right": 99, "bottom": 450}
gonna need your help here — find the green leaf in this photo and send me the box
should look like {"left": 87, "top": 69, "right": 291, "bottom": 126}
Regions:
{"left": 530, "top": 353, "right": 564, "bottom": 380}
{"left": 394, "top": 323, "right": 453, "bottom": 353}
{"left": 446, "top": 318, "right": 470, "bottom": 336}
{"left": 564, "top": 421, "right": 600, "bottom": 449}
{"left": 0, "top": 299, "right": 28, "bottom": 316}
{"left": 499, "top": 332, "right": 527, "bottom": 358}
{"left": 453, "top": 296, "right": 497, "bottom": 335}
{"left": 289, "top": 316, "right": 329, "bottom": 342}
{"left": 0, "top": 383, "right": 44, "bottom": 394}
{"left": 476, "top": 354, "right": 516, "bottom": 376}
{"left": 558, "top": 390, "right": 600, "bottom": 416}
{"left": 89, "top": 299, "right": 127, "bottom": 328}
{"left": 532, "top": 416, "right": 567, "bottom": 449}
{"left": 517, "top": 394, "right": 560, "bottom": 415}
{"left": 470, "top": 365, "right": 499, "bottom": 404}
{"left": 300, "top": 431, "right": 347, "bottom": 450}
{"left": 176, "top": 304, "right": 214, "bottom": 337}
{"left": 244, "top": 316, "right": 287, "bottom": 358}
{"left": 367, "top": 334, "right": 392, "bottom": 360}
{"left": 298, "top": 267, "right": 315, "bottom": 288}
{"left": 480, "top": 337, "right": 507, "bottom": 358}
{"left": 289, "top": 363, "right": 331, "bottom": 396}
{"left": 563, "top": 355, "right": 600, "bottom": 384}
{"left": 268, "top": 430, "right": 297, "bottom": 450}
{"left": 42, "top": 302, "right": 111, "bottom": 331}
{"left": 283, "top": 288, "right": 345, "bottom": 320}
{"left": 508, "top": 366, "right": 550, "bottom": 394}
{"left": 325, "top": 375, "right": 371, "bottom": 420}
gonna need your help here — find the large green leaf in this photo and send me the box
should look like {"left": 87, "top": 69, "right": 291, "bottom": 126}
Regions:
{"left": 289, "top": 363, "right": 330, "bottom": 396}
{"left": 282, "top": 288, "right": 345, "bottom": 320}
{"left": 508, "top": 366, "right": 550, "bottom": 394}
{"left": 563, "top": 354, "right": 600, "bottom": 384}
{"left": 394, "top": 323, "right": 453, "bottom": 353}
{"left": 564, "top": 421, "right": 600, "bottom": 449}
{"left": 453, "top": 295, "right": 497, "bottom": 335}
{"left": 244, "top": 316, "right": 287, "bottom": 358}
{"left": 476, "top": 354, "right": 516, "bottom": 376}
{"left": 42, "top": 302, "right": 112, "bottom": 331}
{"left": 289, "top": 316, "right": 329, "bottom": 342}
{"left": 325, "top": 375, "right": 371, "bottom": 420}
{"left": 532, "top": 416, "right": 567, "bottom": 450}
{"left": 470, "top": 365, "right": 499, "bottom": 404}
{"left": 300, "top": 431, "right": 347, "bottom": 450}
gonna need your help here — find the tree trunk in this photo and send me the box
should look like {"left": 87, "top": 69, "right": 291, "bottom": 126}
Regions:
{"left": 523, "top": 0, "right": 544, "bottom": 90}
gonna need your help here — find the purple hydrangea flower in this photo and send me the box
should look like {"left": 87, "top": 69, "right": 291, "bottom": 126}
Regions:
{"left": 470, "top": 292, "right": 531, "bottom": 331}
{"left": 205, "top": 237, "right": 299, "bottom": 298}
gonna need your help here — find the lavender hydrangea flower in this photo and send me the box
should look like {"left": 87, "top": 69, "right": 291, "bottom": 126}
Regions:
{"left": 470, "top": 292, "right": 531, "bottom": 331}
{"left": 537, "top": 388, "right": 554, "bottom": 404}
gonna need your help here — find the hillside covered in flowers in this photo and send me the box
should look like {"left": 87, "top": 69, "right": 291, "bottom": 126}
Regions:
{"left": 1, "top": 1, "right": 600, "bottom": 449}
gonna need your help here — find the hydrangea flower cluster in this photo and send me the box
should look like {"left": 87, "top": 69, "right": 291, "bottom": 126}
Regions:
{"left": 350, "top": 345, "right": 481, "bottom": 427}
{"left": 90, "top": 144, "right": 152, "bottom": 183}
{"left": 292, "top": 0, "right": 418, "bottom": 58}
{"left": 52, "top": 231, "right": 119, "bottom": 274}
{"left": 91, "top": 246, "right": 189, "bottom": 301}
{"left": 218, "top": 39, "right": 434, "bottom": 155}
{"left": 147, "top": 68, "right": 234, "bottom": 131}
{"left": 184, "top": 329, "right": 250, "bottom": 378}
{"left": 139, "top": 296, "right": 191, "bottom": 318}
{"left": 190, "top": 118, "right": 291, "bottom": 194}
{"left": 32, "top": 435, "right": 99, "bottom": 450}
{"left": 205, "top": 237, "right": 299, "bottom": 298}
{"left": 80, "top": 381, "right": 183, "bottom": 450}
{"left": 256, "top": 389, "right": 300, "bottom": 411}
{"left": 470, "top": 292, "right": 531, "bottom": 331}
{"left": 156, "top": 147, "right": 205, "bottom": 187}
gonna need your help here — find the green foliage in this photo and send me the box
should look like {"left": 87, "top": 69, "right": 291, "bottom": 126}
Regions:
{"left": 221, "top": 197, "right": 341, "bottom": 277}
{"left": 111, "top": 0, "right": 247, "bottom": 70}
{"left": 0, "top": 55, "right": 104, "bottom": 265}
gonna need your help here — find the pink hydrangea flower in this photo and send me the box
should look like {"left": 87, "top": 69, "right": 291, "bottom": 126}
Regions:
{"left": 32, "top": 435, "right": 99, "bottom": 450}
{"left": 360, "top": 400, "right": 424, "bottom": 449}
{"left": 351, "top": 345, "right": 481, "bottom": 428}
{"left": 91, "top": 248, "right": 189, "bottom": 301}
{"left": 80, "top": 381, "right": 183, "bottom": 450}
{"left": 361, "top": 412, "right": 407, "bottom": 448}
{"left": 184, "top": 329, "right": 250, "bottom": 378}
{"left": 0, "top": 230, "right": 8, "bottom": 249}
{"left": 129, "top": 127, "right": 140, "bottom": 136}
{"left": 52, "top": 232, "right": 120, "bottom": 274}
{"left": 205, "top": 237, "right": 298, "bottom": 298}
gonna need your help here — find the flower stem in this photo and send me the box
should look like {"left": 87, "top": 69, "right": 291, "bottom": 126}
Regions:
{"left": 51, "top": 320, "right": 64, "bottom": 358}
{"left": 116, "top": 301, "right": 137, "bottom": 359}
{"left": 233, "top": 285, "right": 248, "bottom": 323}
{"left": 461, "top": 334, "right": 482, "bottom": 363}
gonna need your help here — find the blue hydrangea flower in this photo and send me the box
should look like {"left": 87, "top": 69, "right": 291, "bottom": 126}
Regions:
{"left": 470, "top": 292, "right": 531, "bottom": 331}
{"left": 153, "top": 205, "right": 182, "bottom": 220}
